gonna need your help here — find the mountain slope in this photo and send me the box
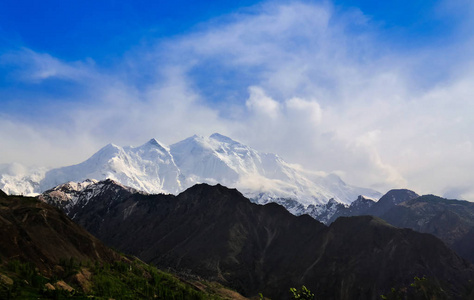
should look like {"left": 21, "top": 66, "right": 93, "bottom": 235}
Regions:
{"left": 366, "top": 189, "right": 420, "bottom": 216}
{"left": 38, "top": 178, "right": 140, "bottom": 216}
{"left": 41, "top": 180, "right": 474, "bottom": 299}
{"left": 170, "top": 133, "right": 380, "bottom": 206}
{"left": 40, "top": 138, "right": 183, "bottom": 195}
{"left": 380, "top": 194, "right": 474, "bottom": 263}
{"left": 0, "top": 190, "right": 246, "bottom": 299}
{"left": 325, "top": 189, "right": 420, "bottom": 224}
{"left": 326, "top": 195, "right": 377, "bottom": 224}
{"left": 0, "top": 190, "right": 118, "bottom": 273}
{"left": 0, "top": 163, "right": 46, "bottom": 196}
{"left": 323, "top": 189, "right": 474, "bottom": 264}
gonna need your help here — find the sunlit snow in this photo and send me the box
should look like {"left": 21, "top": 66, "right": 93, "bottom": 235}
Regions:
{"left": 0, "top": 134, "right": 381, "bottom": 208}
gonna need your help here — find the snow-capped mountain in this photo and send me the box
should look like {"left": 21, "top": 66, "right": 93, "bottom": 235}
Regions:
{"left": 170, "top": 133, "right": 380, "bottom": 206}
{"left": 0, "top": 163, "right": 46, "bottom": 196}
{"left": 39, "top": 138, "right": 183, "bottom": 195}
{"left": 38, "top": 179, "right": 140, "bottom": 216}
{"left": 0, "top": 133, "right": 381, "bottom": 211}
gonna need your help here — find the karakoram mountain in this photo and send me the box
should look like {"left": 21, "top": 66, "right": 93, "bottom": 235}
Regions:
{"left": 38, "top": 180, "right": 474, "bottom": 299}
{"left": 0, "top": 133, "right": 381, "bottom": 219}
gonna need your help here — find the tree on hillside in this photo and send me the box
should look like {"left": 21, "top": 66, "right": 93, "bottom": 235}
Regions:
{"left": 290, "top": 285, "right": 315, "bottom": 300}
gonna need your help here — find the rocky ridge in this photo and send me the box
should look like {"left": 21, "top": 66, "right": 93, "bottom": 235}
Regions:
{"left": 39, "top": 180, "right": 474, "bottom": 299}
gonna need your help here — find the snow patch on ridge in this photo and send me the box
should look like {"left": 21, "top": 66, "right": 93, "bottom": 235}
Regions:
{"left": 38, "top": 179, "right": 141, "bottom": 215}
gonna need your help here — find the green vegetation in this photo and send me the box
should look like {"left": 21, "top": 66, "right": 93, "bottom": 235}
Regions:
{"left": 380, "top": 276, "right": 449, "bottom": 300}
{"left": 290, "top": 285, "right": 315, "bottom": 300}
{"left": 0, "top": 257, "right": 222, "bottom": 299}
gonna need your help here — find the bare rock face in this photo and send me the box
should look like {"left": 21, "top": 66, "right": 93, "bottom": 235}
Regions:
{"left": 54, "top": 280, "right": 74, "bottom": 292}
{"left": 73, "top": 268, "right": 93, "bottom": 293}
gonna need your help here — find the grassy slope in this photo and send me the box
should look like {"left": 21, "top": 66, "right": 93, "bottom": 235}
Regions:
{"left": 0, "top": 255, "right": 238, "bottom": 299}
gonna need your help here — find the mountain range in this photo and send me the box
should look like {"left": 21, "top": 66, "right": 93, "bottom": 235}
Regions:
{"left": 0, "top": 189, "right": 248, "bottom": 299}
{"left": 37, "top": 179, "right": 474, "bottom": 299}
{"left": 0, "top": 133, "right": 381, "bottom": 219}
{"left": 315, "top": 188, "right": 474, "bottom": 265}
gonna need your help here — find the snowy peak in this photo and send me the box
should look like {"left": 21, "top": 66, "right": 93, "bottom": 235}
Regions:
{"left": 209, "top": 133, "right": 239, "bottom": 144}
{"left": 349, "top": 195, "right": 376, "bottom": 210}
{"left": 171, "top": 133, "right": 245, "bottom": 156}
{"left": 169, "top": 133, "right": 252, "bottom": 185}
{"left": 327, "top": 198, "right": 341, "bottom": 207}
{"left": 169, "top": 134, "right": 382, "bottom": 206}
{"left": 39, "top": 179, "right": 140, "bottom": 215}
{"left": 146, "top": 138, "right": 162, "bottom": 147}
{"left": 1, "top": 133, "right": 381, "bottom": 212}
{"left": 139, "top": 138, "right": 170, "bottom": 153}
{"left": 170, "top": 134, "right": 298, "bottom": 200}
{"left": 171, "top": 133, "right": 280, "bottom": 178}
{"left": 91, "top": 143, "right": 122, "bottom": 161}
{"left": 39, "top": 137, "right": 182, "bottom": 195}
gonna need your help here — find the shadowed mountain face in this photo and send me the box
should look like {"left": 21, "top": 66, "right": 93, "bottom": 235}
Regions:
{"left": 326, "top": 189, "right": 419, "bottom": 224}
{"left": 322, "top": 189, "right": 474, "bottom": 264}
{"left": 326, "top": 189, "right": 474, "bottom": 264}
{"left": 41, "top": 181, "right": 474, "bottom": 299}
{"left": 0, "top": 190, "right": 249, "bottom": 299}
{"left": 367, "top": 189, "right": 420, "bottom": 216}
{"left": 379, "top": 194, "right": 474, "bottom": 263}
{"left": 0, "top": 191, "right": 118, "bottom": 275}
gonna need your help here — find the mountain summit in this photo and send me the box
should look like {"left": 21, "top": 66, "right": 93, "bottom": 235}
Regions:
{"left": 0, "top": 133, "right": 380, "bottom": 211}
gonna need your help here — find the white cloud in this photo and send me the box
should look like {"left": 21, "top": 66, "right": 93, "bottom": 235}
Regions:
{"left": 246, "top": 86, "right": 280, "bottom": 119}
{"left": 0, "top": 52, "right": 227, "bottom": 167}
{"left": 1, "top": 1, "right": 474, "bottom": 199}
{"left": 285, "top": 97, "right": 322, "bottom": 126}
{"left": 1, "top": 48, "right": 97, "bottom": 83}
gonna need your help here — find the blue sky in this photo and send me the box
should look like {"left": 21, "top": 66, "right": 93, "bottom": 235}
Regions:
{"left": 1, "top": 0, "right": 474, "bottom": 199}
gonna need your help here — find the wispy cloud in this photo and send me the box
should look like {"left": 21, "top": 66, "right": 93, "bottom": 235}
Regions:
{"left": 1, "top": 48, "right": 98, "bottom": 83}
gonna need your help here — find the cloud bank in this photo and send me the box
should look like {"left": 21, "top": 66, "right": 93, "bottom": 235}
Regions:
{"left": 1, "top": 1, "right": 474, "bottom": 199}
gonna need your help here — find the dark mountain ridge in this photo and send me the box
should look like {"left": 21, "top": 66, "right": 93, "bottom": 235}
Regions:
{"left": 0, "top": 189, "right": 248, "bottom": 299}
{"left": 322, "top": 189, "right": 474, "bottom": 263}
{"left": 380, "top": 194, "right": 474, "bottom": 263}
{"left": 41, "top": 180, "right": 474, "bottom": 299}
{"left": 367, "top": 189, "right": 420, "bottom": 216}
{"left": 0, "top": 191, "right": 118, "bottom": 274}
{"left": 325, "top": 188, "right": 474, "bottom": 264}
